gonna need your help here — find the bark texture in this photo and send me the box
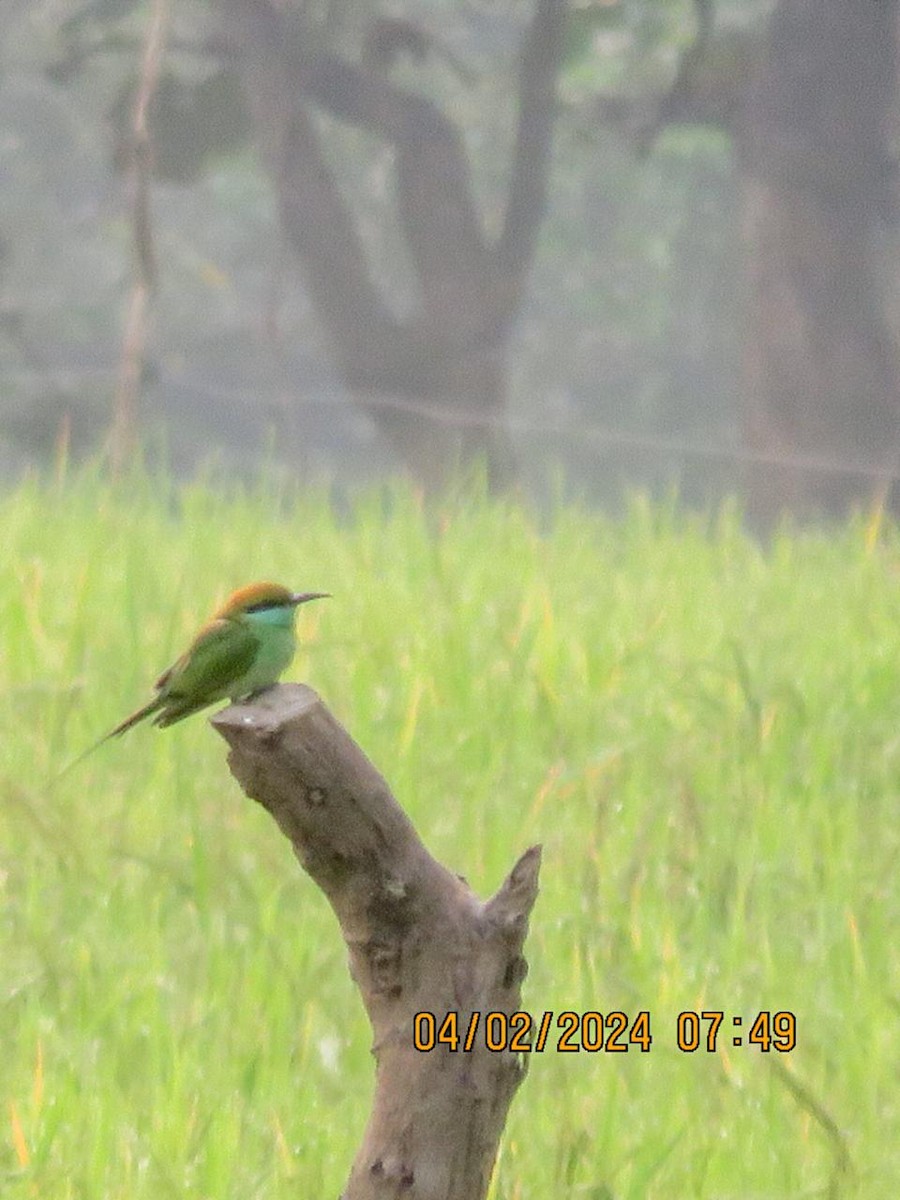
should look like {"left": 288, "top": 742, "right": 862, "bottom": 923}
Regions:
{"left": 212, "top": 684, "right": 541, "bottom": 1200}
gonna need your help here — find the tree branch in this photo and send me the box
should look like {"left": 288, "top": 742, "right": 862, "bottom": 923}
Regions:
{"left": 109, "top": 0, "right": 170, "bottom": 476}
{"left": 212, "top": 684, "right": 541, "bottom": 1200}
{"left": 219, "top": 0, "right": 411, "bottom": 375}
{"left": 494, "top": 0, "right": 566, "bottom": 311}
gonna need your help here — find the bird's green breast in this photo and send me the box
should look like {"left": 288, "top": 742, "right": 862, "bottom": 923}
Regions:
{"left": 234, "top": 611, "right": 296, "bottom": 696}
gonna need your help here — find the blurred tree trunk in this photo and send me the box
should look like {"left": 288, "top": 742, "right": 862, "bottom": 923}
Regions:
{"left": 602, "top": 0, "right": 900, "bottom": 523}
{"left": 219, "top": 0, "right": 566, "bottom": 491}
{"left": 740, "top": 0, "right": 900, "bottom": 523}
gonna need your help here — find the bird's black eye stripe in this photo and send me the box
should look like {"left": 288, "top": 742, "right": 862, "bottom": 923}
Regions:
{"left": 244, "top": 599, "right": 289, "bottom": 613}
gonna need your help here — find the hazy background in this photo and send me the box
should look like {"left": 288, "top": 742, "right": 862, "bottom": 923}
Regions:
{"left": 2, "top": 0, "right": 897, "bottom": 521}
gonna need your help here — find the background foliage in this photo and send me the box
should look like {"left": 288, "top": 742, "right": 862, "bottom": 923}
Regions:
{"left": 1, "top": 0, "right": 776, "bottom": 500}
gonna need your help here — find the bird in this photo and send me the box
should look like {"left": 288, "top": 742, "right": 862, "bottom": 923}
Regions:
{"left": 91, "top": 581, "right": 329, "bottom": 749}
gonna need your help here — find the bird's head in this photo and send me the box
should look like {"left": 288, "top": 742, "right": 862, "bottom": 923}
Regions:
{"left": 215, "top": 581, "right": 330, "bottom": 622}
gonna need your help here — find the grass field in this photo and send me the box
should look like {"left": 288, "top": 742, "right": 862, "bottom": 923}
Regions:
{"left": 2, "top": 467, "right": 898, "bottom": 1198}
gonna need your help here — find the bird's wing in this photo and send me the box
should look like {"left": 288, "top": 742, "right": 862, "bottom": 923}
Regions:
{"left": 153, "top": 617, "right": 259, "bottom": 725}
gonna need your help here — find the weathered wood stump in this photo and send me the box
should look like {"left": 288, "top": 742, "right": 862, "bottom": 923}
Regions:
{"left": 212, "top": 684, "right": 541, "bottom": 1200}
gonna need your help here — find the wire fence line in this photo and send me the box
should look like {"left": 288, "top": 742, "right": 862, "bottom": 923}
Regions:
{"left": 8, "top": 363, "right": 900, "bottom": 486}
{"left": 166, "top": 373, "right": 900, "bottom": 485}
{"left": 350, "top": 388, "right": 900, "bottom": 484}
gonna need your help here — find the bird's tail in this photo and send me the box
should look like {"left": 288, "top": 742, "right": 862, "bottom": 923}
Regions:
{"left": 104, "top": 697, "right": 164, "bottom": 739}
{"left": 49, "top": 696, "right": 164, "bottom": 785}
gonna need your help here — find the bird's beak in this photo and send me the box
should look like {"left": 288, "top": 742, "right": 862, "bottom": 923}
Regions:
{"left": 289, "top": 591, "right": 330, "bottom": 606}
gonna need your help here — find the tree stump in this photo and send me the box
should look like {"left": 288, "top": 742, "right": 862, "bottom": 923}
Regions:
{"left": 212, "top": 684, "right": 541, "bottom": 1200}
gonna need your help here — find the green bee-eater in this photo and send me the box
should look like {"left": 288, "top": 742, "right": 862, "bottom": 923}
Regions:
{"left": 102, "top": 580, "right": 329, "bottom": 741}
